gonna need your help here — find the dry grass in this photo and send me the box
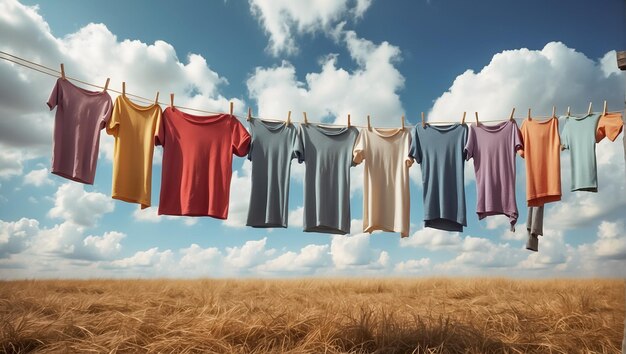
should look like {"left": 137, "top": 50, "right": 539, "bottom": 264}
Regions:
{"left": 0, "top": 278, "right": 623, "bottom": 353}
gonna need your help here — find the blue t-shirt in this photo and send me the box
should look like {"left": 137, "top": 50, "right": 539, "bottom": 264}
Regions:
{"left": 409, "top": 124, "right": 468, "bottom": 232}
{"left": 560, "top": 113, "right": 601, "bottom": 192}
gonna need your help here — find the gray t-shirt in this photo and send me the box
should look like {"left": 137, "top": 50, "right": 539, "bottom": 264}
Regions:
{"left": 410, "top": 124, "right": 468, "bottom": 232}
{"left": 295, "top": 124, "right": 359, "bottom": 234}
{"left": 246, "top": 119, "right": 301, "bottom": 228}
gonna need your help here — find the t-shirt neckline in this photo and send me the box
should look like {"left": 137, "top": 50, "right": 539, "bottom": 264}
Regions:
{"left": 61, "top": 78, "right": 107, "bottom": 97}
{"left": 121, "top": 93, "right": 159, "bottom": 111}
{"left": 254, "top": 118, "right": 287, "bottom": 131}
{"left": 426, "top": 123, "right": 461, "bottom": 132}
{"left": 309, "top": 124, "right": 348, "bottom": 136}
{"left": 171, "top": 107, "right": 226, "bottom": 124}
{"left": 371, "top": 127, "right": 404, "bottom": 138}
{"left": 477, "top": 120, "right": 511, "bottom": 133}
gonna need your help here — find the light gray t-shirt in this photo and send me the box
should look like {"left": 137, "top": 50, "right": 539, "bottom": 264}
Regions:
{"left": 560, "top": 114, "right": 601, "bottom": 192}
{"left": 295, "top": 124, "right": 358, "bottom": 234}
{"left": 246, "top": 119, "right": 301, "bottom": 228}
{"left": 409, "top": 124, "right": 468, "bottom": 232}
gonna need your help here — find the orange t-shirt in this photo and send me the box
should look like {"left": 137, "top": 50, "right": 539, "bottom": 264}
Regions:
{"left": 519, "top": 117, "right": 561, "bottom": 207}
{"left": 595, "top": 112, "right": 624, "bottom": 143}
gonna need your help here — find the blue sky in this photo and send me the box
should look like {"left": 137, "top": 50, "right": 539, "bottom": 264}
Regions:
{"left": 0, "top": 0, "right": 624, "bottom": 278}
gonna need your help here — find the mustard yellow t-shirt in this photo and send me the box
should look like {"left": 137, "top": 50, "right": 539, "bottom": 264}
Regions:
{"left": 106, "top": 94, "right": 162, "bottom": 209}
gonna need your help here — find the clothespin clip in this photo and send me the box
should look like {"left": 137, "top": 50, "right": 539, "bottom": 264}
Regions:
{"left": 551, "top": 105, "right": 556, "bottom": 118}
{"left": 587, "top": 102, "right": 592, "bottom": 115}
{"left": 103, "top": 78, "right": 110, "bottom": 92}
{"left": 170, "top": 93, "right": 174, "bottom": 108}
{"left": 229, "top": 102, "right": 234, "bottom": 115}
{"left": 527, "top": 108, "right": 531, "bottom": 120}
{"left": 461, "top": 111, "right": 466, "bottom": 124}
{"left": 247, "top": 107, "right": 252, "bottom": 121}
{"left": 421, "top": 112, "right": 426, "bottom": 128}
{"left": 303, "top": 112, "right": 308, "bottom": 125}
{"left": 287, "top": 111, "right": 291, "bottom": 125}
{"left": 367, "top": 115, "right": 371, "bottom": 130}
{"left": 566, "top": 106, "right": 571, "bottom": 118}
{"left": 347, "top": 113, "right": 351, "bottom": 127}
{"left": 401, "top": 115, "right": 405, "bottom": 129}
{"left": 60, "top": 63, "right": 65, "bottom": 79}
{"left": 602, "top": 100, "right": 607, "bottom": 116}
{"left": 475, "top": 112, "right": 479, "bottom": 125}
{"left": 509, "top": 108, "right": 515, "bottom": 121}
{"left": 122, "top": 82, "right": 126, "bottom": 96}
{"left": 154, "top": 92, "right": 160, "bottom": 105}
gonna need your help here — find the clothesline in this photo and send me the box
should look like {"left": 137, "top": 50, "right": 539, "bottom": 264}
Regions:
{"left": 0, "top": 50, "right": 621, "bottom": 128}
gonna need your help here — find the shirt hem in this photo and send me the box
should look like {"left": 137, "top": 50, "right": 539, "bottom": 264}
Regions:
{"left": 51, "top": 170, "right": 94, "bottom": 185}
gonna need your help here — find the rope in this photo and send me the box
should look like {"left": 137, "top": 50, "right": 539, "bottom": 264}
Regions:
{"left": 0, "top": 50, "right": 620, "bottom": 128}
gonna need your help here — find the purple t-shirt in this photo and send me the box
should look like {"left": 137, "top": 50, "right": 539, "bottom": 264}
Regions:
{"left": 47, "top": 78, "right": 112, "bottom": 184}
{"left": 464, "top": 120, "right": 523, "bottom": 228}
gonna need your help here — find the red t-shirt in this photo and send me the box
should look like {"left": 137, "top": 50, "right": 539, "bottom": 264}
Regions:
{"left": 155, "top": 107, "right": 251, "bottom": 219}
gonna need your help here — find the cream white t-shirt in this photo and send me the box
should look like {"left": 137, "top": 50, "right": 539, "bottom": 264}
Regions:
{"left": 352, "top": 127, "right": 413, "bottom": 237}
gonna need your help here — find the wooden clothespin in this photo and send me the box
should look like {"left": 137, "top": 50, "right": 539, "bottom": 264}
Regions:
{"left": 367, "top": 115, "right": 371, "bottom": 130}
{"left": 602, "top": 100, "right": 607, "bottom": 116}
{"left": 474, "top": 112, "right": 479, "bottom": 125}
{"left": 461, "top": 112, "right": 466, "bottom": 124}
{"left": 247, "top": 107, "right": 252, "bottom": 121}
{"left": 551, "top": 105, "right": 556, "bottom": 118}
{"left": 303, "top": 112, "right": 308, "bottom": 124}
{"left": 509, "top": 108, "right": 515, "bottom": 121}
{"left": 527, "top": 108, "right": 531, "bottom": 120}
{"left": 60, "top": 63, "right": 65, "bottom": 79}
{"left": 401, "top": 115, "right": 405, "bottom": 129}
{"left": 566, "top": 106, "right": 571, "bottom": 117}
{"left": 229, "top": 102, "right": 234, "bottom": 115}
{"left": 154, "top": 92, "right": 159, "bottom": 105}
{"left": 421, "top": 112, "right": 426, "bottom": 128}
{"left": 347, "top": 114, "right": 351, "bottom": 127}
{"left": 287, "top": 111, "right": 291, "bottom": 125}
{"left": 587, "top": 102, "right": 592, "bottom": 115}
{"left": 122, "top": 82, "right": 126, "bottom": 95}
{"left": 170, "top": 93, "right": 174, "bottom": 108}
{"left": 103, "top": 78, "right": 110, "bottom": 92}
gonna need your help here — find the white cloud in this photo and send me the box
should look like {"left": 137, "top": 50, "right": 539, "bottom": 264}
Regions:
{"left": 288, "top": 206, "right": 304, "bottom": 228}
{"left": 0, "top": 0, "right": 245, "bottom": 173}
{"left": 225, "top": 237, "right": 274, "bottom": 268}
{"left": 247, "top": 30, "right": 404, "bottom": 128}
{"left": 258, "top": 244, "right": 330, "bottom": 273}
{"left": 400, "top": 227, "right": 462, "bottom": 250}
{"left": 330, "top": 233, "right": 383, "bottom": 269}
{"left": 179, "top": 243, "right": 222, "bottom": 272}
{"left": 48, "top": 183, "right": 114, "bottom": 227}
{"left": 132, "top": 206, "right": 198, "bottom": 226}
{"left": 394, "top": 258, "right": 430, "bottom": 273}
{"left": 0, "top": 218, "right": 39, "bottom": 257}
{"left": 108, "top": 247, "right": 174, "bottom": 269}
{"left": 249, "top": 0, "right": 373, "bottom": 56}
{"left": 23, "top": 167, "right": 53, "bottom": 186}
{"left": 593, "top": 221, "right": 626, "bottom": 260}
{"left": 80, "top": 231, "right": 126, "bottom": 260}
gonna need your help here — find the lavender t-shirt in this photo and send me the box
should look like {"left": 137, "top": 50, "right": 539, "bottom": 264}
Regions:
{"left": 47, "top": 78, "right": 113, "bottom": 184}
{"left": 464, "top": 120, "right": 523, "bottom": 228}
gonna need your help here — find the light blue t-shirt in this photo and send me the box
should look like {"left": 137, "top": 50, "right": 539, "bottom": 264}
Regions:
{"left": 409, "top": 124, "right": 468, "bottom": 232}
{"left": 560, "top": 113, "right": 601, "bottom": 192}
{"left": 295, "top": 124, "right": 359, "bottom": 234}
{"left": 246, "top": 118, "right": 301, "bottom": 228}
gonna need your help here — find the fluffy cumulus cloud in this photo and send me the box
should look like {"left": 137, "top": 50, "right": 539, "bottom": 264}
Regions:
{"left": 249, "top": 0, "right": 373, "bottom": 56}
{"left": 0, "top": 218, "right": 39, "bottom": 257}
{"left": 247, "top": 29, "right": 404, "bottom": 127}
{"left": 48, "top": 183, "right": 114, "bottom": 228}
{"left": 23, "top": 167, "right": 53, "bottom": 187}
{"left": 0, "top": 0, "right": 245, "bottom": 176}
{"left": 258, "top": 244, "right": 331, "bottom": 273}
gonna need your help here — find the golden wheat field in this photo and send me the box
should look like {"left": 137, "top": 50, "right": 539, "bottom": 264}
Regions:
{"left": 0, "top": 278, "right": 624, "bottom": 353}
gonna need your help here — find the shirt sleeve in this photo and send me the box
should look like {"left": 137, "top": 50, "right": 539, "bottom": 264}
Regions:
{"left": 408, "top": 127, "right": 422, "bottom": 164}
{"left": 461, "top": 124, "right": 469, "bottom": 160}
{"left": 403, "top": 128, "right": 414, "bottom": 167}
{"left": 231, "top": 116, "right": 251, "bottom": 157}
{"left": 292, "top": 124, "right": 305, "bottom": 163}
{"left": 46, "top": 79, "right": 61, "bottom": 110}
{"left": 596, "top": 113, "right": 624, "bottom": 142}
{"left": 155, "top": 108, "right": 167, "bottom": 147}
{"left": 106, "top": 97, "right": 122, "bottom": 137}
{"left": 512, "top": 121, "right": 523, "bottom": 153}
{"left": 464, "top": 124, "right": 475, "bottom": 161}
{"left": 518, "top": 121, "right": 527, "bottom": 159}
{"left": 100, "top": 96, "right": 113, "bottom": 130}
{"left": 352, "top": 128, "right": 366, "bottom": 165}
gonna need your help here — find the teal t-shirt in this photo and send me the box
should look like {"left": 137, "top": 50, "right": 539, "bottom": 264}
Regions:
{"left": 560, "top": 114, "right": 601, "bottom": 192}
{"left": 246, "top": 118, "right": 301, "bottom": 228}
{"left": 295, "top": 124, "right": 358, "bottom": 234}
